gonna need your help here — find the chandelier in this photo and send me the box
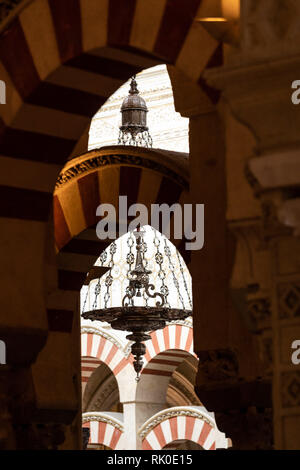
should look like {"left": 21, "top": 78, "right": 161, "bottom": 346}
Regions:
{"left": 81, "top": 227, "right": 192, "bottom": 381}
{"left": 118, "top": 75, "right": 153, "bottom": 148}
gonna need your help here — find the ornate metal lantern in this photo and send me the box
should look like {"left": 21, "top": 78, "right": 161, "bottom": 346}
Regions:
{"left": 118, "top": 75, "right": 153, "bottom": 148}
{"left": 81, "top": 227, "right": 192, "bottom": 381}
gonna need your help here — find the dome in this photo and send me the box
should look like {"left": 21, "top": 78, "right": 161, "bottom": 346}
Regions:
{"left": 121, "top": 93, "right": 147, "bottom": 111}
{"left": 120, "top": 77, "right": 148, "bottom": 112}
{"left": 118, "top": 75, "right": 153, "bottom": 147}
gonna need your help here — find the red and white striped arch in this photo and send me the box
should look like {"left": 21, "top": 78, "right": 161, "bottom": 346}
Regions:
{"left": 83, "top": 415, "right": 124, "bottom": 450}
{"left": 81, "top": 330, "right": 132, "bottom": 392}
{"left": 143, "top": 323, "right": 196, "bottom": 366}
{"left": 135, "top": 323, "right": 197, "bottom": 404}
{"left": 81, "top": 323, "right": 196, "bottom": 382}
{"left": 141, "top": 350, "right": 194, "bottom": 378}
{"left": 81, "top": 356, "right": 103, "bottom": 395}
{"left": 141, "top": 414, "right": 217, "bottom": 450}
{"left": 81, "top": 323, "right": 197, "bottom": 399}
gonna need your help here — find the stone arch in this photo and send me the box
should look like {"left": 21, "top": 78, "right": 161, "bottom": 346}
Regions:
{"left": 163, "top": 439, "right": 203, "bottom": 450}
{"left": 0, "top": 0, "right": 221, "bottom": 200}
{"left": 82, "top": 412, "right": 124, "bottom": 450}
{"left": 57, "top": 176, "right": 191, "bottom": 313}
{"left": 82, "top": 359, "right": 120, "bottom": 412}
{"left": 0, "top": 0, "right": 227, "bottom": 447}
{"left": 136, "top": 349, "right": 197, "bottom": 405}
{"left": 167, "top": 369, "right": 201, "bottom": 407}
{"left": 0, "top": 0, "right": 221, "bottom": 361}
{"left": 139, "top": 406, "right": 230, "bottom": 450}
{"left": 143, "top": 322, "right": 196, "bottom": 365}
{"left": 81, "top": 327, "right": 133, "bottom": 394}
{"left": 54, "top": 146, "right": 190, "bottom": 260}
{"left": 135, "top": 320, "right": 198, "bottom": 404}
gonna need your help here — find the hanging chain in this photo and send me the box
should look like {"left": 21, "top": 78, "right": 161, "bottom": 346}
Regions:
{"left": 126, "top": 232, "right": 135, "bottom": 307}
{"left": 99, "top": 249, "right": 108, "bottom": 266}
{"left": 142, "top": 287, "right": 149, "bottom": 307}
{"left": 141, "top": 232, "right": 149, "bottom": 307}
{"left": 126, "top": 231, "right": 135, "bottom": 273}
{"left": 92, "top": 277, "right": 101, "bottom": 309}
{"left": 176, "top": 250, "right": 192, "bottom": 310}
{"left": 104, "top": 241, "right": 117, "bottom": 308}
{"left": 82, "top": 286, "right": 89, "bottom": 313}
{"left": 164, "top": 239, "right": 185, "bottom": 310}
{"left": 141, "top": 236, "right": 148, "bottom": 267}
{"left": 90, "top": 247, "right": 108, "bottom": 310}
{"left": 152, "top": 229, "right": 169, "bottom": 307}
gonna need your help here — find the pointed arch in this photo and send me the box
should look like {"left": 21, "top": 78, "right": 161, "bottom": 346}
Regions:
{"left": 82, "top": 412, "right": 124, "bottom": 450}
{"left": 143, "top": 322, "right": 196, "bottom": 365}
{"left": 0, "top": 0, "right": 221, "bottom": 222}
{"left": 139, "top": 406, "right": 230, "bottom": 450}
{"left": 81, "top": 328, "right": 133, "bottom": 386}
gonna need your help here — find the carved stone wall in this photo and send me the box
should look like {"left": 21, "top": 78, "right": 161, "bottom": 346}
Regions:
{"left": 241, "top": 0, "right": 300, "bottom": 62}
{"left": 270, "top": 237, "right": 300, "bottom": 449}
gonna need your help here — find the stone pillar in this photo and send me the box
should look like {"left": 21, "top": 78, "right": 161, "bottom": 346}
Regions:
{"left": 203, "top": 0, "right": 300, "bottom": 448}
{"left": 117, "top": 357, "right": 171, "bottom": 450}
{"left": 0, "top": 218, "right": 49, "bottom": 449}
{"left": 167, "top": 64, "right": 271, "bottom": 448}
{"left": 122, "top": 374, "right": 169, "bottom": 450}
{"left": 121, "top": 401, "right": 166, "bottom": 450}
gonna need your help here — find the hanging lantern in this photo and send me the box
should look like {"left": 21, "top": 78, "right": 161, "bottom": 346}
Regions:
{"left": 81, "top": 227, "right": 192, "bottom": 381}
{"left": 118, "top": 75, "right": 153, "bottom": 148}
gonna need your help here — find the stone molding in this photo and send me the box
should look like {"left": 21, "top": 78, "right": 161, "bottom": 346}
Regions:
{"left": 248, "top": 150, "right": 300, "bottom": 193}
{"left": 55, "top": 149, "right": 188, "bottom": 190}
{"left": 138, "top": 406, "right": 214, "bottom": 439}
{"left": 82, "top": 412, "right": 124, "bottom": 432}
{"left": 81, "top": 326, "right": 127, "bottom": 357}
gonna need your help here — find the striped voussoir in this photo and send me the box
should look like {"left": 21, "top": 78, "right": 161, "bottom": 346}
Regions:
{"left": 81, "top": 357, "right": 102, "bottom": 396}
{"left": 81, "top": 322, "right": 197, "bottom": 394}
{"left": 143, "top": 323, "right": 196, "bottom": 367}
{"left": 54, "top": 148, "right": 190, "bottom": 293}
{"left": 0, "top": 0, "right": 220, "bottom": 222}
{"left": 141, "top": 350, "right": 193, "bottom": 378}
{"left": 81, "top": 329, "right": 132, "bottom": 393}
{"left": 141, "top": 412, "right": 216, "bottom": 450}
{"left": 83, "top": 413, "right": 124, "bottom": 450}
{"left": 54, "top": 149, "right": 188, "bottom": 250}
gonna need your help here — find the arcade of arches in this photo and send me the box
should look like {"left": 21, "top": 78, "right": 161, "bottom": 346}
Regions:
{"left": 0, "top": 0, "right": 300, "bottom": 450}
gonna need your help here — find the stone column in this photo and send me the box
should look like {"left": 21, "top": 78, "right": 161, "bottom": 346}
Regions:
{"left": 168, "top": 65, "right": 269, "bottom": 448}
{"left": 203, "top": 0, "right": 300, "bottom": 448}
{"left": 121, "top": 373, "right": 170, "bottom": 449}
{"left": 0, "top": 218, "right": 48, "bottom": 449}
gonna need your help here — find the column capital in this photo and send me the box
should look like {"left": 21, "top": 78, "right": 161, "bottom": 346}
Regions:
{"left": 204, "top": 55, "right": 300, "bottom": 152}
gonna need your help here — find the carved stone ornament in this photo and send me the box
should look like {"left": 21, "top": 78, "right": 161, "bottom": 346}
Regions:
{"left": 82, "top": 414, "right": 124, "bottom": 432}
{"left": 247, "top": 297, "right": 271, "bottom": 333}
{"left": 197, "top": 349, "right": 239, "bottom": 382}
{"left": 138, "top": 409, "right": 213, "bottom": 440}
{"left": 56, "top": 152, "right": 187, "bottom": 189}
